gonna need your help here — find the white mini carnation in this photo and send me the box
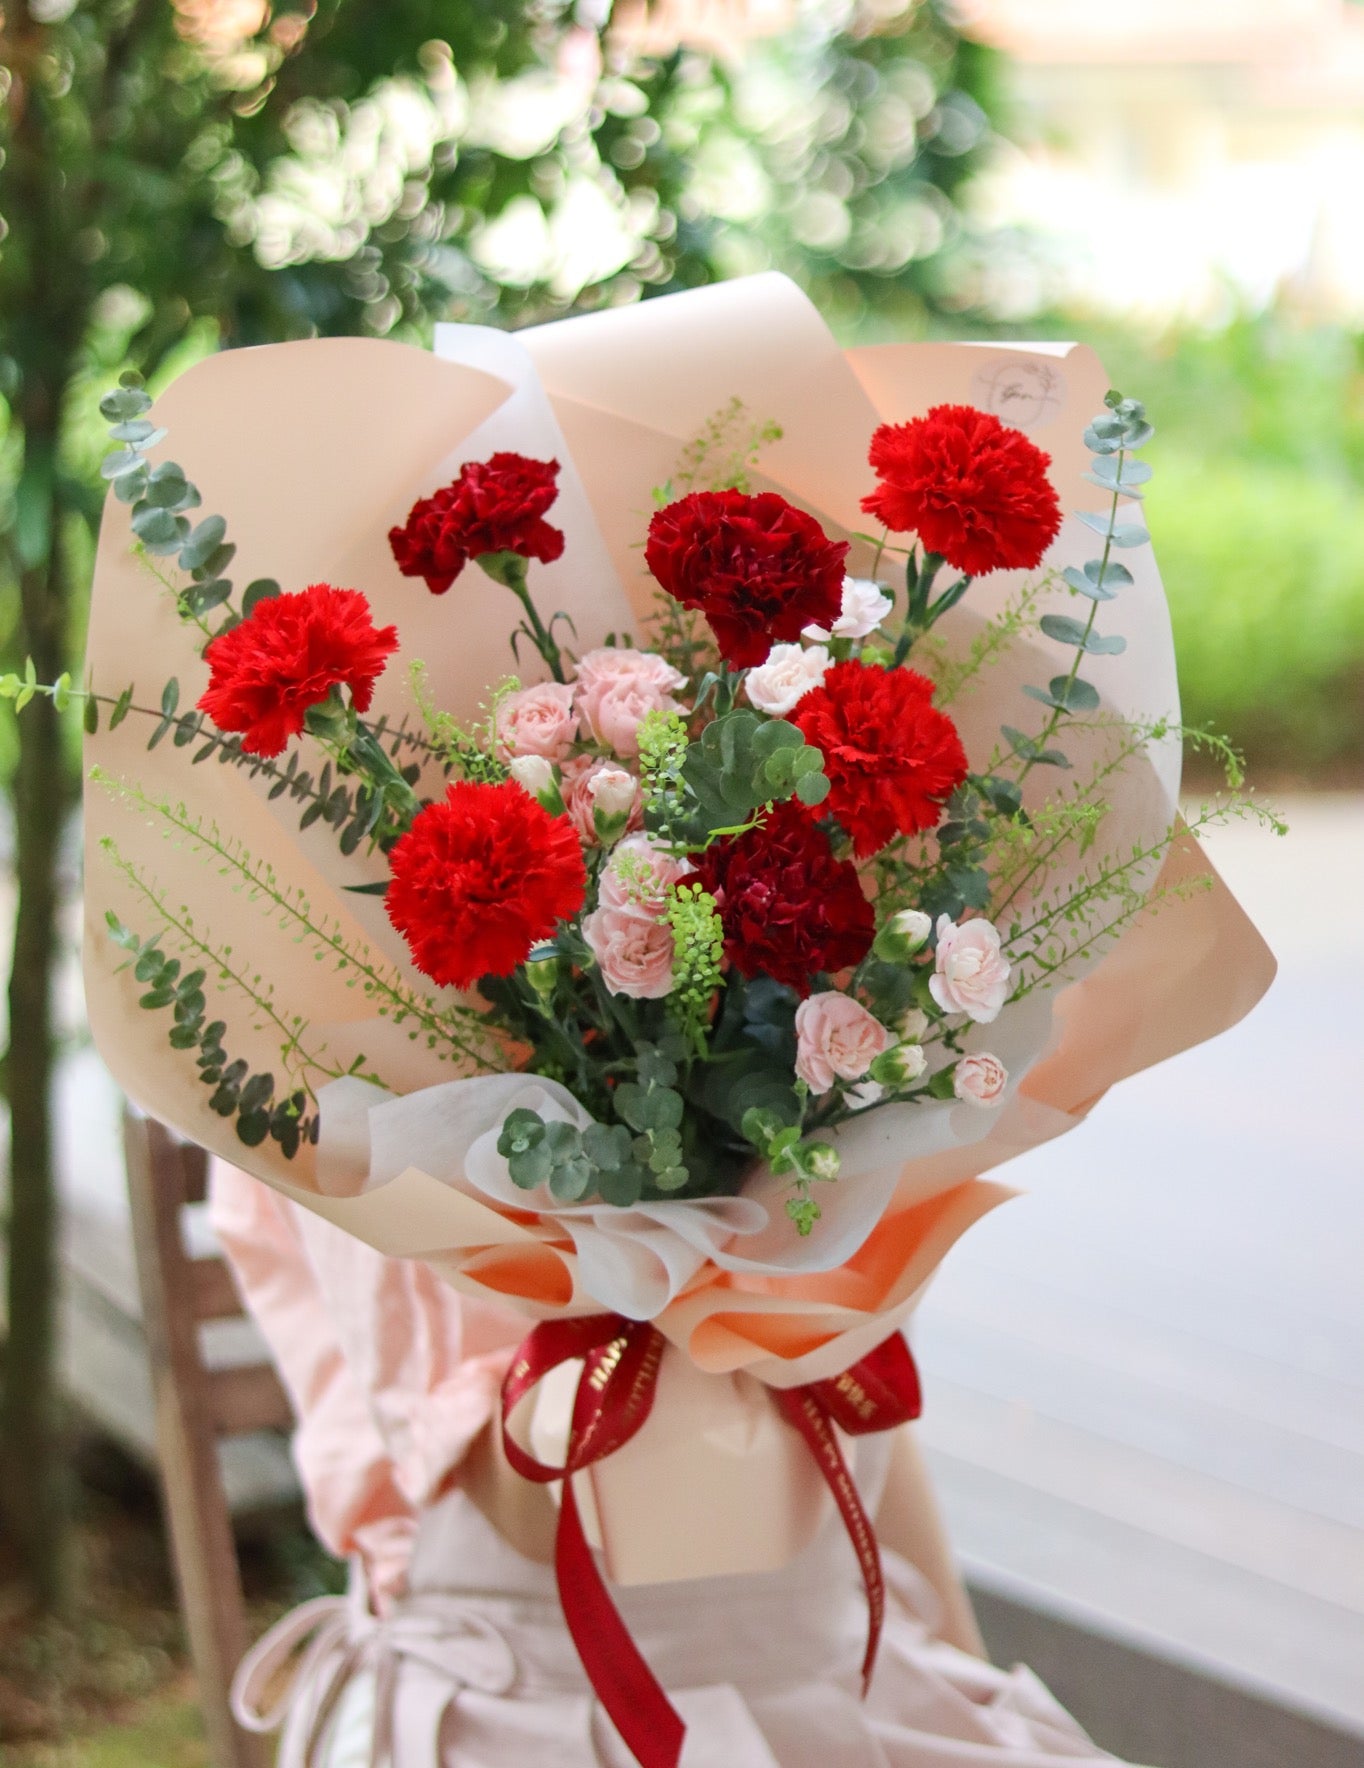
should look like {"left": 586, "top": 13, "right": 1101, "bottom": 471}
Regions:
{"left": 803, "top": 576, "right": 893, "bottom": 642}
{"left": 509, "top": 754, "right": 555, "bottom": 798}
{"left": 744, "top": 642, "right": 830, "bottom": 716}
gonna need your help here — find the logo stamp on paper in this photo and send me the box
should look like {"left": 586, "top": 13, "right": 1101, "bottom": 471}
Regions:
{"left": 971, "top": 358, "right": 1065, "bottom": 432}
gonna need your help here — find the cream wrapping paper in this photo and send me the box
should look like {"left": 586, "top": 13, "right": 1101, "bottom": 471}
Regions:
{"left": 82, "top": 273, "right": 1275, "bottom": 1584}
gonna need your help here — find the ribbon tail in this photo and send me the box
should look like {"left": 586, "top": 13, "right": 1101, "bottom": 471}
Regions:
{"left": 557, "top": 1475, "right": 686, "bottom": 1768}
{"left": 776, "top": 1389, "right": 885, "bottom": 1695}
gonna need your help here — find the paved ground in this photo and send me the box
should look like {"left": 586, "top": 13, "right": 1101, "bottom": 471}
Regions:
{"left": 914, "top": 794, "right": 1364, "bottom": 1726}
{"left": 8, "top": 794, "right": 1362, "bottom": 1728}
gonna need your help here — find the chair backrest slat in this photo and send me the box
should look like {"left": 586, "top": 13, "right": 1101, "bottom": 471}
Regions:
{"left": 124, "top": 1108, "right": 278, "bottom": 1768}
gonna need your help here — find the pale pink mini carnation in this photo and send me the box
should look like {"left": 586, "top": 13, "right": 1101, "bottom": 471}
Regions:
{"left": 793, "top": 992, "right": 892, "bottom": 1095}
{"left": 561, "top": 756, "right": 645, "bottom": 845}
{"left": 929, "top": 915, "right": 1011, "bottom": 1024}
{"left": 573, "top": 647, "right": 686, "bottom": 757}
{"left": 495, "top": 681, "right": 578, "bottom": 761}
{"left": 598, "top": 833, "right": 689, "bottom": 919}
{"left": 583, "top": 906, "right": 675, "bottom": 998}
{"left": 953, "top": 1052, "right": 1008, "bottom": 1107}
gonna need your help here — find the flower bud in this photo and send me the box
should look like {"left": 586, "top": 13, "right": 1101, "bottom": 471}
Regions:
{"left": 589, "top": 764, "right": 638, "bottom": 844}
{"left": 525, "top": 948, "right": 560, "bottom": 1000}
{"left": 873, "top": 908, "right": 933, "bottom": 963}
{"left": 801, "top": 1142, "right": 841, "bottom": 1182}
{"left": 869, "top": 1042, "right": 927, "bottom": 1088}
{"left": 509, "top": 753, "right": 564, "bottom": 815}
{"left": 895, "top": 1006, "right": 929, "bottom": 1043}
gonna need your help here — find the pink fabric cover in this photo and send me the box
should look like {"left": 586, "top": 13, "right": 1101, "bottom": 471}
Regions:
{"left": 210, "top": 1160, "right": 527, "bottom": 1603}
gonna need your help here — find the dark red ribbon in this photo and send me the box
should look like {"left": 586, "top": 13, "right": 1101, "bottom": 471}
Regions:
{"left": 500, "top": 1316, "right": 922, "bottom": 1768}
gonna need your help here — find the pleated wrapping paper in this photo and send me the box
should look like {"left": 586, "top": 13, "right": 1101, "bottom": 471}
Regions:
{"left": 82, "top": 273, "right": 1274, "bottom": 1581}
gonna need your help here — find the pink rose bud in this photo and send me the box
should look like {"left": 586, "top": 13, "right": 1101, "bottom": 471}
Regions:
{"left": 561, "top": 756, "right": 644, "bottom": 844}
{"left": 495, "top": 681, "right": 579, "bottom": 761}
{"left": 953, "top": 1052, "right": 1008, "bottom": 1107}
{"left": 794, "top": 992, "right": 893, "bottom": 1095}
{"left": 743, "top": 641, "right": 830, "bottom": 716}
{"left": 929, "top": 915, "right": 1011, "bottom": 1024}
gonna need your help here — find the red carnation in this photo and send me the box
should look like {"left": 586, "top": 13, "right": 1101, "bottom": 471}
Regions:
{"left": 688, "top": 802, "right": 873, "bottom": 997}
{"left": 791, "top": 660, "right": 968, "bottom": 857}
{"left": 388, "top": 452, "right": 565, "bottom": 595}
{"left": 198, "top": 583, "right": 398, "bottom": 759}
{"left": 385, "top": 780, "right": 587, "bottom": 990}
{"left": 645, "top": 489, "right": 847, "bottom": 669}
{"left": 862, "top": 404, "right": 1061, "bottom": 578}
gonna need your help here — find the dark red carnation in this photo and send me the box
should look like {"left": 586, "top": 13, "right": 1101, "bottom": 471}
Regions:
{"left": 791, "top": 660, "right": 968, "bottom": 858}
{"left": 862, "top": 404, "right": 1061, "bottom": 578}
{"left": 385, "top": 780, "right": 587, "bottom": 989}
{"left": 688, "top": 802, "right": 873, "bottom": 997}
{"left": 388, "top": 452, "right": 565, "bottom": 594}
{"left": 197, "top": 583, "right": 398, "bottom": 759}
{"left": 645, "top": 489, "right": 847, "bottom": 669}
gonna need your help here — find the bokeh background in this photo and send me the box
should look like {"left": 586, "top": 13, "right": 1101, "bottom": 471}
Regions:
{"left": 0, "top": 3, "right": 1359, "bottom": 1763}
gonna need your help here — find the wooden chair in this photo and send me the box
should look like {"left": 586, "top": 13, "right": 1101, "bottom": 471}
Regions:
{"left": 124, "top": 1108, "right": 293, "bottom": 1768}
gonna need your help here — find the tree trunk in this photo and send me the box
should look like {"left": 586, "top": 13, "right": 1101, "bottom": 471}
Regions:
{"left": 0, "top": 7, "right": 83, "bottom": 1606}
{"left": 0, "top": 406, "right": 74, "bottom": 1607}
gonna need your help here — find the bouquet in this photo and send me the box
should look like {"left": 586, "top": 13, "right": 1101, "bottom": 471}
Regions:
{"left": 44, "top": 276, "right": 1275, "bottom": 1768}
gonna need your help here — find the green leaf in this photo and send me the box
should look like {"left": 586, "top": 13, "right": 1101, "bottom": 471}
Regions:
{"left": 597, "top": 1163, "right": 646, "bottom": 1207}
{"left": 583, "top": 1122, "right": 632, "bottom": 1171}
{"left": 100, "top": 387, "right": 153, "bottom": 422}
{"left": 242, "top": 579, "right": 281, "bottom": 616}
{"left": 1061, "top": 565, "right": 1114, "bottom": 603}
{"left": 1001, "top": 725, "right": 1071, "bottom": 769}
{"left": 613, "top": 1082, "right": 652, "bottom": 1132}
{"left": 1039, "top": 613, "right": 1091, "bottom": 647}
{"left": 161, "top": 677, "right": 180, "bottom": 718}
{"left": 236, "top": 1110, "right": 271, "bottom": 1148}
{"left": 549, "top": 1159, "right": 593, "bottom": 1203}
{"left": 508, "top": 1143, "right": 553, "bottom": 1189}
{"left": 794, "top": 771, "right": 830, "bottom": 806}
{"left": 1109, "top": 524, "right": 1150, "bottom": 549}
{"left": 131, "top": 504, "right": 187, "bottom": 552}
{"left": 101, "top": 449, "right": 142, "bottom": 482}
{"left": 1086, "top": 632, "right": 1127, "bottom": 656}
{"left": 143, "top": 462, "right": 194, "bottom": 509}
{"left": 179, "top": 515, "right": 227, "bottom": 572}
{"left": 239, "top": 1072, "right": 275, "bottom": 1114}
{"left": 110, "top": 685, "right": 134, "bottom": 730}
{"left": 498, "top": 1107, "right": 545, "bottom": 1156}
{"left": 108, "top": 420, "right": 166, "bottom": 447}
{"left": 1022, "top": 675, "right": 1100, "bottom": 713}
{"left": 185, "top": 579, "right": 232, "bottom": 616}
{"left": 113, "top": 466, "right": 149, "bottom": 504}
{"left": 635, "top": 1047, "right": 678, "bottom": 1088}
{"left": 83, "top": 695, "right": 100, "bottom": 734}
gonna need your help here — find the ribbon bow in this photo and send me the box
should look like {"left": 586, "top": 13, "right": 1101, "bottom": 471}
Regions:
{"left": 500, "top": 1316, "right": 922, "bottom": 1768}
{"left": 230, "top": 1564, "right": 516, "bottom": 1767}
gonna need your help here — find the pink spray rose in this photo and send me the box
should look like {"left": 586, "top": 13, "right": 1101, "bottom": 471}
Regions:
{"left": 582, "top": 835, "right": 689, "bottom": 998}
{"left": 953, "top": 1052, "right": 1008, "bottom": 1107}
{"left": 929, "top": 915, "right": 1011, "bottom": 1024}
{"left": 793, "top": 992, "right": 893, "bottom": 1095}
{"left": 582, "top": 908, "right": 676, "bottom": 999}
{"left": 573, "top": 647, "right": 686, "bottom": 757}
{"left": 495, "top": 681, "right": 578, "bottom": 761}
